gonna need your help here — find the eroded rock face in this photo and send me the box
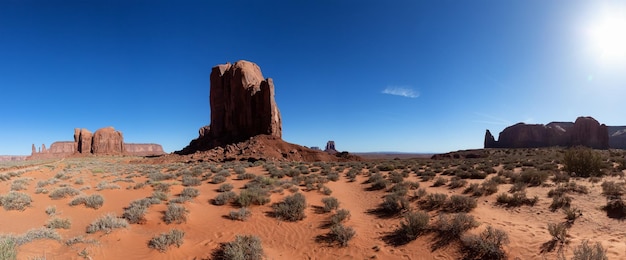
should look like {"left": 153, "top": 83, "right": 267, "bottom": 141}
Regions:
{"left": 179, "top": 60, "right": 282, "bottom": 154}
{"left": 609, "top": 126, "right": 626, "bottom": 149}
{"left": 74, "top": 128, "right": 93, "bottom": 154}
{"left": 92, "top": 127, "right": 124, "bottom": 155}
{"left": 485, "top": 116, "right": 609, "bottom": 149}
{"left": 325, "top": 141, "right": 338, "bottom": 154}
{"left": 124, "top": 143, "right": 165, "bottom": 156}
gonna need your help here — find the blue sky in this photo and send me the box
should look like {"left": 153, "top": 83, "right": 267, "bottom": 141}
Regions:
{"left": 1, "top": 0, "right": 625, "bottom": 155}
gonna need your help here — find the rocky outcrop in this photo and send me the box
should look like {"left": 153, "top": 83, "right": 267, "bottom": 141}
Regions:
{"left": 178, "top": 60, "right": 282, "bottom": 154}
{"left": 92, "top": 127, "right": 124, "bottom": 155}
{"left": 485, "top": 116, "right": 609, "bottom": 149}
{"left": 29, "top": 127, "right": 165, "bottom": 159}
{"left": 125, "top": 144, "right": 165, "bottom": 157}
{"left": 325, "top": 141, "right": 338, "bottom": 154}
{"left": 175, "top": 60, "right": 357, "bottom": 162}
{"left": 0, "top": 156, "right": 27, "bottom": 162}
{"left": 74, "top": 128, "right": 93, "bottom": 154}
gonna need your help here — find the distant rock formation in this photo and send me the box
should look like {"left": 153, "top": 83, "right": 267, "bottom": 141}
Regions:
{"left": 310, "top": 146, "right": 321, "bottom": 151}
{"left": 0, "top": 155, "right": 28, "bottom": 162}
{"left": 29, "top": 127, "right": 164, "bottom": 159}
{"left": 178, "top": 60, "right": 282, "bottom": 154}
{"left": 324, "top": 141, "right": 338, "bottom": 154}
{"left": 485, "top": 116, "right": 609, "bottom": 149}
{"left": 175, "top": 60, "right": 357, "bottom": 162}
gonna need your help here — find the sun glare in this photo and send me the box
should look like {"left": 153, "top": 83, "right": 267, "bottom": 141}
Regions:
{"left": 586, "top": 7, "right": 626, "bottom": 66}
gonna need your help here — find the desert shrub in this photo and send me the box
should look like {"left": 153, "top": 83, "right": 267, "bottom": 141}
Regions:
{"left": 164, "top": 204, "right": 188, "bottom": 224}
{"left": 0, "top": 191, "right": 32, "bottom": 211}
{"left": 96, "top": 181, "right": 120, "bottom": 190}
{"left": 10, "top": 178, "right": 29, "bottom": 191}
{"left": 548, "top": 182, "right": 590, "bottom": 198}
{"left": 461, "top": 226, "right": 509, "bottom": 260}
{"left": 218, "top": 183, "right": 234, "bottom": 192}
{"left": 377, "top": 164, "right": 395, "bottom": 171}
{"left": 601, "top": 181, "right": 623, "bottom": 199}
{"left": 509, "top": 182, "right": 527, "bottom": 193}
{"left": 549, "top": 194, "right": 572, "bottom": 212}
{"left": 329, "top": 224, "right": 356, "bottom": 247}
{"left": 182, "top": 175, "right": 201, "bottom": 186}
{"left": 123, "top": 201, "right": 149, "bottom": 224}
{"left": 237, "top": 187, "right": 270, "bottom": 207}
{"left": 370, "top": 178, "right": 389, "bottom": 191}
{"left": 327, "top": 172, "right": 340, "bottom": 182}
{"left": 564, "top": 207, "right": 583, "bottom": 223}
{"left": 518, "top": 169, "right": 549, "bottom": 187}
{"left": 180, "top": 187, "right": 199, "bottom": 198}
{"left": 86, "top": 214, "right": 129, "bottom": 234}
{"left": 435, "top": 213, "right": 479, "bottom": 237}
{"left": 152, "top": 182, "right": 171, "bottom": 193}
{"left": 15, "top": 227, "right": 61, "bottom": 245}
{"left": 421, "top": 193, "right": 448, "bottom": 210}
{"left": 152, "top": 191, "right": 169, "bottom": 201}
{"left": 46, "top": 217, "right": 71, "bottom": 229}
{"left": 552, "top": 172, "right": 571, "bottom": 183}
{"left": 456, "top": 169, "right": 488, "bottom": 179}
{"left": 220, "top": 235, "right": 264, "bottom": 260}
{"left": 45, "top": 206, "right": 56, "bottom": 216}
{"left": 603, "top": 198, "right": 626, "bottom": 219}
{"left": 0, "top": 236, "right": 17, "bottom": 260}
{"left": 273, "top": 193, "right": 306, "bottom": 221}
{"left": 322, "top": 197, "right": 339, "bottom": 213}
{"left": 448, "top": 178, "right": 467, "bottom": 189}
{"left": 217, "top": 169, "right": 231, "bottom": 177}
{"left": 213, "top": 191, "right": 237, "bottom": 205}
{"left": 464, "top": 183, "right": 483, "bottom": 196}
{"left": 238, "top": 173, "right": 256, "bottom": 180}
{"left": 148, "top": 229, "right": 185, "bottom": 252}
{"left": 389, "top": 183, "right": 409, "bottom": 196}
{"left": 572, "top": 240, "right": 608, "bottom": 260}
{"left": 432, "top": 177, "right": 447, "bottom": 187}
{"left": 234, "top": 167, "right": 246, "bottom": 175}
{"left": 481, "top": 179, "right": 500, "bottom": 195}
{"left": 381, "top": 192, "right": 409, "bottom": 214}
{"left": 330, "top": 209, "right": 351, "bottom": 225}
{"left": 229, "top": 208, "right": 252, "bottom": 221}
{"left": 69, "top": 194, "right": 104, "bottom": 209}
{"left": 397, "top": 210, "right": 430, "bottom": 241}
{"left": 564, "top": 146, "right": 603, "bottom": 177}
{"left": 496, "top": 192, "right": 538, "bottom": 207}
{"left": 547, "top": 222, "right": 568, "bottom": 244}
{"left": 49, "top": 187, "right": 80, "bottom": 199}
{"left": 444, "top": 195, "right": 477, "bottom": 213}
{"left": 212, "top": 175, "right": 227, "bottom": 184}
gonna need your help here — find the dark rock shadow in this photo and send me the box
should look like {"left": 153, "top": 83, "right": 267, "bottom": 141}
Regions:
{"left": 311, "top": 205, "right": 327, "bottom": 214}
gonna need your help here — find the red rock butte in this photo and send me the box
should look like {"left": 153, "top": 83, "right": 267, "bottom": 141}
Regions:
{"left": 29, "top": 127, "right": 164, "bottom": 159}
{"left": 484, "top": 116, "right": 612, "bottom": 149}
{"left": 175, "top": 60, "right": 357, "bottom": 162}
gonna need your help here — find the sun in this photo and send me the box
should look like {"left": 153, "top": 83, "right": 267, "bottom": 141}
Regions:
{"left": 586, "top": 8, "right": 626, "bottom": 65}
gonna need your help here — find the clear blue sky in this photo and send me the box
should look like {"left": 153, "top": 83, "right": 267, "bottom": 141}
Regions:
{"left": 1, "top": 0, "right": 625, "bottom": 155}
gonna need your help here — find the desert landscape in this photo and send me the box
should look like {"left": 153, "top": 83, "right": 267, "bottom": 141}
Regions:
{"left": 2, "top": 2, "right": 626, "bottom": 259}
{"left": 1, "top": 60, "right": 624, "bottom": 260}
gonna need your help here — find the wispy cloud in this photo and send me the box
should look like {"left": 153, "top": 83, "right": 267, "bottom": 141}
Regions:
{"left": 382, "top": 86, "right": 419, "bottom": 98}
{"left": 473, "top": 112, "right": 512, "bottom": 125}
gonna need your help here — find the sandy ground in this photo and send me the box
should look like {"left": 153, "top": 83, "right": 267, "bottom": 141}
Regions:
{"left": 1, "top": 156, "right": 625, "bottom": 259}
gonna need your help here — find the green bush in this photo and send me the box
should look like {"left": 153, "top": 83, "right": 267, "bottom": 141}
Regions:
{"left": 182, "top": 175, "right": 201, "bottom": 186}
{"left": 421, "top": 193, "right": 448, "bottom": 210}
{"left": 86, "top": 214, "right": 129, "bottom": 234}
{"left": 0, "top": 236, "right": 17, "bottom": 260}
{"left": 547, "top": 222, "right": 568, "bottom": 244}
{"left": 563, "top": 147, "right": 603, "bottom": 177}
{"left": 164, "top": 204, "right": 188, "bottom": 224}
{"left": 549, "top": 194, "right": 572, "bottom": 212}
{"left": 148, "top": 229, "right": 184, "bottom": 252}
{"left": 496, "top": 192, "right": 538, "bottom": 207}
{"left": 237, "top": 187, "right": 270, "bottom": 207}
{"left": 435, "top": 213, "right": 479, "bottom": 237}
{"left": 0, "top": 191, "right": 32, "bottom": 211}
{"left": 601, "top": 181, "right": 623, "bottom": 200}
{"left": 461, "top": 226, "right": 509, "bottom": 260}
{"left": 218, "top": 183, "right": 234, "bottom": 192}
{"left": 518, "top": 169, "right": 549, "bottom": 187}
{"left": 212, "top": 175, "right": 227, "bottom": 184}
{"left": 180, "top": 187, "right": 199, "bottom": 198}
{"left": 273, "top": 193, "right": 307, "bottom": 221}
{"left": 572, "top": 240, "right": 608, "bottom": 260}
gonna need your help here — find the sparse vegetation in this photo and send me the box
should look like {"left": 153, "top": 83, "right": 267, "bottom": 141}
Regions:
{"left": 164, "top": 204, "right": 188, "bottom": 224}
{"left": 86, "top": 214, "right": 129, "bottom": 234}
{"left": 444, "top": 195, "right": 477, "bottom": 213}
{"left": 218, "top": 235, "right": 264, "bottom": 260}
{"left": 0, "top": 191, "right": 32, "bottom": 211}
{"left": 462, "top": 226, "right": 509, "bottom": 260}
{"left": 48, "top": 187, "right": 80, "bottom": 199}
{"left": 396, "top": 210, "right": 430, "bottom": 241}
{"left": 148, "top": 229, "right": 185, "bottom": 252}
{"left": 321, "top": 197, "right": 339, "bottom": 213}
{"left": 572, "top": 240, "right": 608, "bottom": 260}
{"left": 46, "top": 217, "right": 71, "bottom": 229}
{"left": 328, "top": 224, "right": 356, "bottom": 247}
{"left": 229, "top": 208, "right": 252, "bottom": 221}
{"left": 273, "top": 193, "right": 306, "bottom": 221}
{"left": 69, "top": 194, "right": 104, "bottom": 209}
{"left": 563, "top": 146, "right": 603, "bottom": 177}
{"left": 496, "top": 191, "right": 538, "bottom": 207}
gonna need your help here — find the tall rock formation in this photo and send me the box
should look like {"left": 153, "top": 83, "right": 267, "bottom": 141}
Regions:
{"left": 92, "top": 127, "right": 124, "bottom": 155}
{"left": 325, "top": 141, "right": 338, "bottom": 154}
{"left": 608, "top": 126, "right": 626, "bottom": 149}
{"left": 485, "top": 116, "right": 609, "bottom": 149}
{"left": 74, "top": 128, "right": 93, "bottom": 153}
{"left": 179, "top": 60, "right": 282, "bottom": 154}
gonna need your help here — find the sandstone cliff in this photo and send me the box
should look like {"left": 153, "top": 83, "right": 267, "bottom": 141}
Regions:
{"left": 485, "top": 117, "right": 609, "bottom": 149}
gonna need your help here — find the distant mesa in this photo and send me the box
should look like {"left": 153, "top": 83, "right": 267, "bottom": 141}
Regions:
{"left": 175, "top": 60, "right": 357, "bottom": 162}
{"left": 310, "top": 146, "right": 321, "bottom": 151}
{"left": 484, "top": 116, "right": 623, "bottom": 149}
{"left": 29, "top": 127, "right": 164, "bottom": 159}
